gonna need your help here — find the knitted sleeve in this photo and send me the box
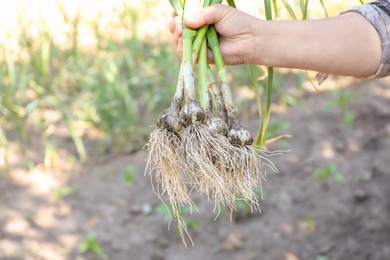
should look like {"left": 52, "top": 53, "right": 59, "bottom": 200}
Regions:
{"left": 344, "top": 0, "right": 390, "bottom": 78}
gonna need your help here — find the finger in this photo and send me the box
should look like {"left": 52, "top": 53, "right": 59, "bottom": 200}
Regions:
{"left": 169, "top": 16, "right": 182, "bottom": 34}
{"left": 177, "top": 37, "right": 183, "bottom": 58}
{"left": 169, "top": 19, "right": 175, "bottom": 34}
{"left": 184, "top": 4, "right": 232, "bottom": 29}
{"left": 173, "top": 23, "right": 183, "bottom": 47}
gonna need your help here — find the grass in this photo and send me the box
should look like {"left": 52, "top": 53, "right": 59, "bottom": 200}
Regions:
{"left": 156, "top": 202, "right": 200, "bottom": 239}
{"left": 317, "top": 256, "right": 336, "bottom": 260}
{"left": 51, "top": 185, "right": 79, "bottom": 202}
{"left": 78, "top": 232, "right": 107, "bottom": 259}
{"left": 313, "top": 163, "right": 345, "bottom": 188}
{"left": 324, "top": 89, "right": 356, "bottom": 126}
{"left": 0, "top": 1, "right": 180, "bottom": 174}
{"left": 123, "top": 165, "right": 135, "bottom": 185}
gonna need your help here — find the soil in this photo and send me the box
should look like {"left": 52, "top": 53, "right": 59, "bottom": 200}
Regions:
{"left": 1, "top": 77, "right": 390, "bottom": 260}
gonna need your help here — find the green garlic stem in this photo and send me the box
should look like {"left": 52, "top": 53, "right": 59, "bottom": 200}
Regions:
{"left": 207, "top": 69, "right": 228, "bottom": 124}
{"left": 182, "top": 0, "right": 198, "bottom": 102}
{"left": 206, "top": 25, "right": 239, "bottom": 128}
{"left": 172, "top": 63, "right": 185, "bottom": 109}
{"left": 264, "top": 0, "right": 273, "bottom": 20}
{"left": 206, "top": 26, "right": 226, "bottom": 81}
{"left": 226, "top": 0, "right": 236, "bottom": 7}
{"left": 169, "top": 0, "right": 184, "bottom": 18}
{"left": 191, "top": 0, "right": 222, "bottom": 61}
{"left": 259, "top": 0, "right": 275, "bottom": 148}
{"left": 210, "top": 0, "right": 223, "bottom": 4}
{"left": 203, "top": 0, "right": 212, "bottom": 8}
{"left": 249, "top": 65, "right": 264, "bottom": 146}
{"left": 198, "top": 38, "right": 208, "bottom": 109}
{"left": 192, "top": 25, "right": 209, "bottom": 63}
{"left": 259, "top": 67, "right": 274, "bottom": 147}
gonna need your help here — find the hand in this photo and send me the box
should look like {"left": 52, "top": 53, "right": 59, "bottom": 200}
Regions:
{"left": 169, "top": 5, "right": 381, "bottom": 78}
{"left": 169, "top": 4, "right": 260, "bottom": 65}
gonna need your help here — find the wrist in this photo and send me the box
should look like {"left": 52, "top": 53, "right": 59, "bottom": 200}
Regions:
{"left": 251, "top": 19, "right": 266, "bottom": 65}
{"left": 241, "top": 18, "right": 265, "bottom": 65}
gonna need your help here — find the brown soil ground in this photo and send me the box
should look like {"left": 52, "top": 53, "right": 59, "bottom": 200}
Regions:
{"left": 1, "top": 77, "right": 390, "bottom": 260}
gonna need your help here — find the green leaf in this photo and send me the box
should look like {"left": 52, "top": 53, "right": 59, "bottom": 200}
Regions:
{"left": 335, "top": 173, "right": 345, "bottom": 183}
{"left": 317, "top": 256, "right": 330, "bottom": 260}
{"left": 186, "top": 219, "right": 199, "bottom": 230}
{"left": 78, "top": 242, "right": 89, "bottom": 253}
{"left": 78, "top": 232, "right": 105, "bottom": 258}
{"left": 324, "top": 100, "right": 337, "bottom": 111}
{"left": 264, "top": 0, "right": 273, "bottom": 20}
{"left": 301, "top": 0, "right": 309, "bottom": 20}
{"left": 318, "top": 0, "right": 329, "bottom": 17}
{"left": 280, "top": 0, "right": 298, "bottom": 20}
{"left": 313, "top": 163, "right": 336, "bottom": 179}
{"left": 328, "top": 163, "right": 336, "bottom": 173}
{"left": 123, "top": 165, "right": 135, "bottom": 185}
{"left": 267, "top": 121, "right": 290, "bottom": 137}
{"left": 343, "top": 111, "right": 355, "bottom": 126}
{"left": 156, "top": 203, "right": 172, "bottom": 222}
{"left": 91, "top": 243, "right": 104, "bottom": 256}
{"left": 87, "top": 232, "right": 97, "bottom": 242}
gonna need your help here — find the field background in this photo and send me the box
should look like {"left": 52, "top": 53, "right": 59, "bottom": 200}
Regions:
{"left": 0, "top": 0, "right": 389, "bottom": 259}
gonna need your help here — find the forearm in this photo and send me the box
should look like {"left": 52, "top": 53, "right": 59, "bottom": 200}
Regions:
{"left": 254, "top": 12, "right": 381, "bottom": 77}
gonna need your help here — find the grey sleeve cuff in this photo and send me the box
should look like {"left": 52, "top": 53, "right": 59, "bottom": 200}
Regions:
{"left": 343, "top": 1, "right": 390, "bottom": 78}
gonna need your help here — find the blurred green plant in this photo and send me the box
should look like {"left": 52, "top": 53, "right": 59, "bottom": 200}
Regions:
{"left": 317, "top": 256, "right": 336, "bottom": 260}
{"left": 51, "top": 185, "right": 79, "bottom": 202}
{"left": 313, "top": 163, "right": 345, "bottom": 188}
{"left": 0, "top": 1, "right": 179, "bottom": 174}
{"left": 123, "top": 165, "right": 135, "bottom": 185}
{"left": 325, "top": 89, "right": 355, "bottom": 126}
{"left": 156, "top": 203, "right": 172, "bottom": 222}
{"left": 78, "top": 232, "right": 107, "bottom": 259}
{"left": 233, "top": 199, "right": 254, "bottom": 219}
{"left": 301, "top": 215, "right": 316, "bottom": 232}
{"left": 213, "top": 187, "right": 263, "bottom": 220}
{"left": 272, "top": 71, "right": 301, "bottom": 108}
{"left": 267, "top": 121, "right": 291, "bottom": 139}
{"left": 264, "top": 121, "right": 292, "bottom": 146}
{"left": 156, "top": 203, "right": 200, "bottom": 233}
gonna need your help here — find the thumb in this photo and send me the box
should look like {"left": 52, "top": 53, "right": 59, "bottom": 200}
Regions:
{"left": 184, "top": 4, "right": 232, "bottom": 29}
